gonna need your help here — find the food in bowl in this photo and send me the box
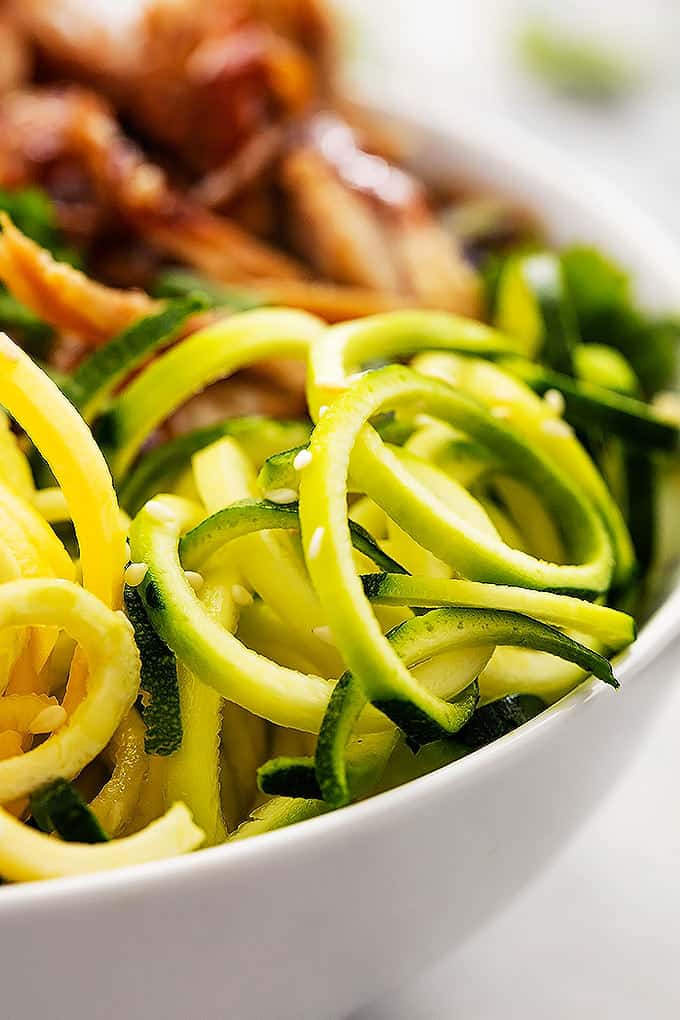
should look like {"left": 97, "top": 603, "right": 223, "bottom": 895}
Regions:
{"left": 0, "top": 1, "right": 676, "bottom": 884}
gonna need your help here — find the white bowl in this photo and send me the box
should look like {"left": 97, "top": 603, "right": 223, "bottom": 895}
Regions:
{"left": 2, "top": 105, "right": 680, "bottom": 1020}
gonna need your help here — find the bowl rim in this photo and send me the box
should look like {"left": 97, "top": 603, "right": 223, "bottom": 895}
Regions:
{"left": 2, "top": 101, "right": 680, "bottom": 913}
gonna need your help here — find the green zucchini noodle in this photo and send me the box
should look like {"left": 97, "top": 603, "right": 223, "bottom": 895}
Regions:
{"left": 0, "top": 283, "right": 665, "bottom": 880}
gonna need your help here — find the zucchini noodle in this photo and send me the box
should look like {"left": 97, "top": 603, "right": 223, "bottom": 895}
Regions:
{"left": 412, "top": 351, "right": 635, "bottom": 585}
{"left": 0, "top": 279, "right": 654, "bottom": 879}
{"left": 104, "top": 308, "right": 323, "bottom": 478}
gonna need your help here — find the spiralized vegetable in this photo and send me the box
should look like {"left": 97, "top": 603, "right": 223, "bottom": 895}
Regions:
{"left": 0, "top": 332, "right": 204, "bottom": 880}
{"left": 116, "top": 306, "right": 637, "bottom": 830}
{"left": 0, "top": 287, "right": 658, "bottom": 882}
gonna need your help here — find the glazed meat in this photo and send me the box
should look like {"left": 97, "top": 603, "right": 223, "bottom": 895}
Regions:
{"left": 15, "top": 0, "right": 333, "bottom": 172}
{"left": 0, "top": 0, "right": 510, "bottom": 351}
{"left": 282, "top": 114, "right": 481, "bottom": 317}
{"left": 0, "top": 86, "right": 304, "bottom": 282}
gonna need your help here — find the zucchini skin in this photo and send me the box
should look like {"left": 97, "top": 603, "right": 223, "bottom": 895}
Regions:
{"left": 257, "top": 757, "right": 321, "bottom": 800}
{"left": 371, "top": 371, "right": 612, "bottom": 589}
{"left": 622, "top": 445, "right": 656, "bottom": 573}
{"left": 130, "top": 495, "right": 338, "bottom": 734}
{"left": 300, "top": 363, "right": 614, "bottom": 739}
{"left": 230, "top": 796, "right": 328, "bottom": 841}
{"left": 180, "top": 498, "right": 407, "bottom": 577}
{"left": 63, "top": 296, "right": 207, "bottom": 422}
{"left": 457, "top": 694, "right": 546, "bottom": 750}
{"left": 314, "top": 607, "right": 618, "bottom": 808}
{"left": 360, "top": 573, "right": 635, "bottom": 650}
{"left": 103, "top": 307, "right": 324, "bottom": 479}
{"left": 130, "top": 494, "right": 415, "bottom": 735}
{"left": 30, "top": 778, "right": 109, "bottom": 844}
{"left": 124, "top": 584, "right": 182, "bottom": 756}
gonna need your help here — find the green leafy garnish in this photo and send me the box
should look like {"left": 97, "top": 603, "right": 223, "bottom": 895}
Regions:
{"left": 518, "top": 24, "right": 641, "bottom": 102}
{"left": 562, "top": 247, "right": 680, "bottom": 396}
{"left": 30, "top": 778, "right": 109, "bottom": 843}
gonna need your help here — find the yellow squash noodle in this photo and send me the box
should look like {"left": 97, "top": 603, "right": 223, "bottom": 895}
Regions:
{"left": 0, "top": 802, "right": 203, "bottom": 881}
{"left": 0, "top": 334, "right": 126, "bottom": 609}
{"left": 0, "top": 578, "right": 139, "bottom": 802}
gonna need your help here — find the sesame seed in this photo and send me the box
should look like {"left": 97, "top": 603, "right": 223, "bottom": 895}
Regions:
{"left": 231, "top": 583, "right": 253, "bottom": 607}
{"left": 318, "top": 405, "right": 329, "bottom": 418}
{"left": 307, "top": 526, "right": 325, "bottom": 560}
{"left": 654, "top": 391, "right": 680, "bottom": 425}
{"left": 265, "top": 488, "right": 298, "bottom": 504}
{"left": 293, "top": 448, "right": 313, "bottom": 471}
{"left": 540, "top": 419, "right": 573, "bottom": 438}
{"left": 145, "top": 499, "right": 175, "bottom": 524}
{"left": 543, "top": 389, "right": 565, "bottom": 415}
{"left": 124, "top": 562, "right": 148, "bottom": 587}
{"left": 29, "top": 704, "right": 67, "bottom": 735}
{"left": 312, "top": 625, "right": 335, "bottom": 646}
{"left": 185, "top": 570, "right": 204, "bottom": 592}
{"left": 490, "top": 405, "right": 511, "bottom": 419}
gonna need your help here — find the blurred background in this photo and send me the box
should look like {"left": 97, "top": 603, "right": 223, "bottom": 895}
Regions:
{"left": 339, "top": 0, "right": 680, "bottom": 232}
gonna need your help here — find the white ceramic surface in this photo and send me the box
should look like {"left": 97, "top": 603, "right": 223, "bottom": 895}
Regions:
{"left": 2, "top": 108, "right": 680, "bottom": 1020}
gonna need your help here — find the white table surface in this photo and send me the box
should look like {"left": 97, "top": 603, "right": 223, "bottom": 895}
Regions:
{"left": 336, "top": 1, "right": 680, "bottom": 1016}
